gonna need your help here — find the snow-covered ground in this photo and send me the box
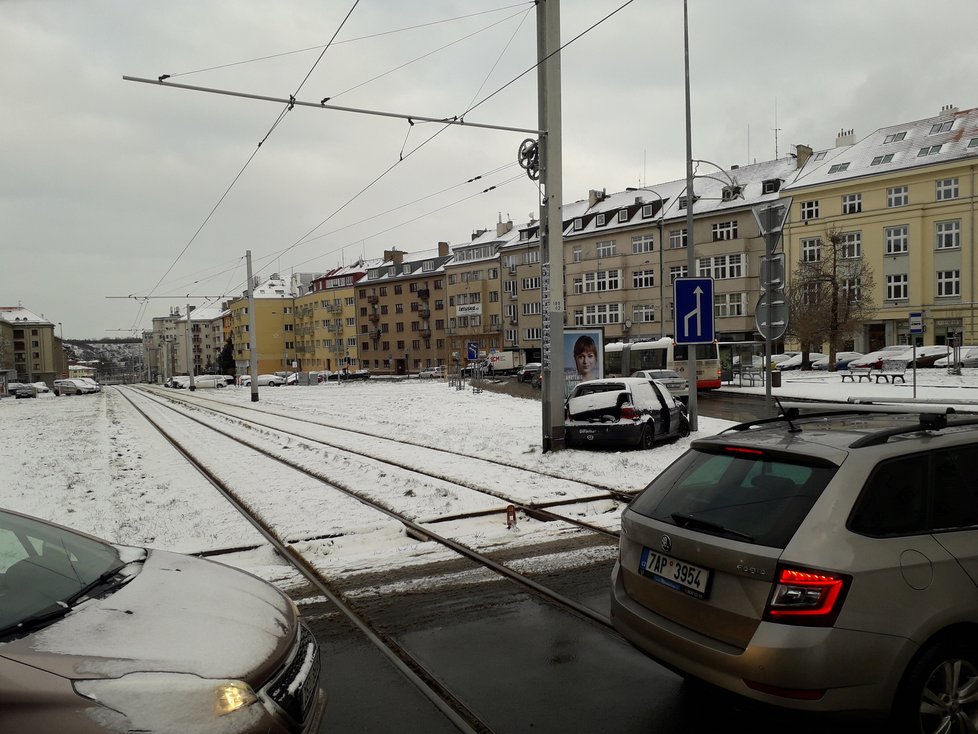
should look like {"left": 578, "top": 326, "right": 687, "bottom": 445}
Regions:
{"left": 2, "top": 370, "right": 976, "bottom": 582}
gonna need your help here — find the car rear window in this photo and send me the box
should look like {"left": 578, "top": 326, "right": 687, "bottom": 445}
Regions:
{"left": 628, "top": 448, "right": 837, "bottom": 548}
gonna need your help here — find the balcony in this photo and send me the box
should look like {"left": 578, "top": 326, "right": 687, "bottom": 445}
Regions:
{"left": 367, "top": 295, "right": 379, "bottom": 305}
{"left": 419, "top": 308, "right": 430, "bottom": 319}
{"left": 368, "top": 311, "right": 380, "bottom": 322}
{"left": 329, "top": 322, "right": 344, "bottom": 332}
{"left": 417, "top": 288, "right": 430, "bottom": 300}
{"left": 370, "top": 329, "right": 382, "bottom": 340}
{"left": 420, "top": 329, "right": 431, "bottom": 339}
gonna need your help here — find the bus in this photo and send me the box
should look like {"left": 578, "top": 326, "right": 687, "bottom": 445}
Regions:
{"left": 603, "top": 338, "right": 722, "bottom": 390}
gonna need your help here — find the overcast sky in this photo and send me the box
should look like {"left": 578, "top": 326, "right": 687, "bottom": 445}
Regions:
{"left": 3, "top": 0, "right": 976, "bottom": 338}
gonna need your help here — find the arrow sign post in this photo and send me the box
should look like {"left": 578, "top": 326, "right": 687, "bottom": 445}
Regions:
{"left": 674, "top": 278, "right": 715, "bottom": 345}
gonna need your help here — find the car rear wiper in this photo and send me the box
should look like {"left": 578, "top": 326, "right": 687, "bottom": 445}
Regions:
{"left": 671, "top": 512, "right": 755, "bottom": 542}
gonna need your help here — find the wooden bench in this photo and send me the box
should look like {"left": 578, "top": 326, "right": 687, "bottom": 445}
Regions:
{"left": 840, "top": 366, "right": 875, "bottom": 382}
{"left": 875, "top": 359, "right": 907, "bottom": 384}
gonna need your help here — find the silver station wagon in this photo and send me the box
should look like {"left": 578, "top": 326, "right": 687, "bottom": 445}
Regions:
{"left": 611, "top": 401, "right": 978, "bottom": 732}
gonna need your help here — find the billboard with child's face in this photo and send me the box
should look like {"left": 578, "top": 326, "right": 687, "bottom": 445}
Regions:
{"left": 563, "top": 328, "right": 603, "bottom": 393}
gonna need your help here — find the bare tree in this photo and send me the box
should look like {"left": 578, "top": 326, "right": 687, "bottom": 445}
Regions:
{"left": 785, "top": 226, "right": 876, "bottom": 369}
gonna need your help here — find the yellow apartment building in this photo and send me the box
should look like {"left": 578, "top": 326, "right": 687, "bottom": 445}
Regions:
{"left": 0, "top": 306, "right": 62, "bottom": 385}
{"left": 227, "top": 274, "right": 299, "bottom": 376}
{"left": 783, "top": 105, "right": 978, "bottom": 350}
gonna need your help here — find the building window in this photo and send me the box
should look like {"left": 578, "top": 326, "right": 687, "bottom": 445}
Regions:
{"left": 595, "top": 213, "right": 606, "bottom": 227}
{"left": 711, "top": 221, "right": 738, "bottom": 241}
{"left": 697, "top": 254, "right": 742, "bottom": 280}
{"left": 801, "top": 237, "right": 821, "bottom": 262}
{"left": 573, "top": 248, "right": 582, "bottom": 263}
{"left": 762, "top": 179, "right": 780, "bottom": 194}
{"left": 714, "top": 292, "right": 745, "bottom": 318}
{"left": 523, "top": 301, "right": 542, "bottom": 315}
{"left": 936, "top": 220, "right": 961, "bottom": 249}
{"left": 840, "top": 232, "right": 862, "bottom": 259}
{"left": 969, "top": 138, "right": 978, "bottom": 148}
{"left": 885, "top": 226, "right": 909, "bottom": 255}
{"left": 596, "top": 240, "right": 616, "bottom": 258}
{"left": 936, "top": 178, "right": 959, "bottom": 201}
{"left": 886, "top": 274, "right": 908, "bottom": 301}
{"left": 617, "top": 209, "right": 629, "bottom": 223}
{"left": 842, "top": 193, "right": 862, "bottom": 214}
{"left": 633, "top": 304, "right": 656, "bottom": 323}
{"left": 870, "top": 154, "right": 894, "bottom": 165}
{"left": 522, "top": 276, "right": 541, "bottom": 290}
{"left": 669, "top": 265, "right": 687, "bottom": 283}
{"left": 668, "top": 229, "right": 687, "bottom": 249}
{"left": 800, "top": 200, "right": 819, "bottom": 220}
{"left": 641, "top": 203, "right": 655, "bottom": 218}
{"left": 917, "top": 145, "right": 942, "bottom": 157}
{"left": 887, "top": 185, "right": 909, "bottom": 208}
{"left": 632, "top": 269, "right": 655, "bottom": 288}
{"left": 583, "top": 269, "right": 621, "bottom": 292}
{"left": 937, "top": 270, "right": 960, "bottom": 297}
{"left": 582, "top": 303, "right": 622, "bottom": 325}
{"left": 631, "top": 234, "right": 654, "bottom": 253}
{"left": 883, "top": 131, "right": 907, "bottom": 143}
{"left": 573, "top": 218, "right": 583, "bottom": 231}
{"left": 929, "top": 120, "right": 953, "bottom": 134}
{"left": 814, "top": 151, "right": 826, "bottom": 161}
{"left": 842, "top": 278, "right": 863, "bottom": 302}
{"left": 828, "top": 162, "right": 850, "bottom": 174}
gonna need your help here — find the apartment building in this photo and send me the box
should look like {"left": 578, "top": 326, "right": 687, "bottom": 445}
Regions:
{"left": 783, "top": 104, "right": 978, "bottom": 350}
{"left": 563, "top": 156, "right": 799, "bottom": 345}
{"left": 498, "top": 218, "right": 544, "bottom": 362}
{"left": 445, "top": 219, "right": 520, "bottom": 364}
{"left": 357, "top": 244, "right": 452, "bottom": 375}
{"left": 0, "top": 306, "right": 62, "bottom": 385}
{"left": 226, "top": 274, "right": 299, "bottom": 376}
{"left": 298, "top": 260, "right": 377, "bottom": 373}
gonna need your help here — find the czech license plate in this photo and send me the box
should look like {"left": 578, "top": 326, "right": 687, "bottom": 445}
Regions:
{"left": 639, "top": 547, "right": 712, "bottom": 599}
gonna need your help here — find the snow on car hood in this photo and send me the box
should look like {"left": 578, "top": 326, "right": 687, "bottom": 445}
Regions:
{"left": 0, "top": 549, "right": 295, "bottom": 681}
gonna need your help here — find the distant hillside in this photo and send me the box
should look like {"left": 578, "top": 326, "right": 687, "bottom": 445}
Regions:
{"left": 65, "top": 339, "right": 143, "bottom": 375}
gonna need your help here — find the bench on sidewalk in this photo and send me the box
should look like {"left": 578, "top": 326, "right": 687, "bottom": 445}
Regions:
{"left": 875, "top": 359, "right": 907, "bottom": 384}
{"left": 840, "top": 366, "right": 875, "bottom": 382}
{"left": 740, "top": 365, "right": 766, "bottom": 386}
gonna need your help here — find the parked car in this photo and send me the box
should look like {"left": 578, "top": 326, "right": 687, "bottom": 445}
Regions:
{"left": 811, "top": 351, "right": 865, "bottom": 370}
{"left": 164, "top": 376, "right": 191, "bottom": 389}
{"left": 13, "top": 384, "right": 37, "bottom": 399}
{"left": 239, "top": 374, "right": 286, "bottom": 387}
{"left": 848, "top": 345, "right": 913, "bottom": 370}
{"left": 934, "top": 347, "right": 978, "bottom": 368}
{"left": 0, "top": 508, "right": 325, "bottom": 733}
{"left": 31, "top": 382, "right": 50, "bottom": 394}
{"left": 189, "top": 374, "right": 228, "bottom": 389}
{"left": 54, "top": 378, "right": 98, "bottom": 395}
{"left": 76, "top": 377, "right": 102, "bottom": 392}
{"left": 564, "top": 377, "right": 689, "bottom": 450}
{"left": 899, "top": 344, "right": 953, "bottom": 368}
{"left": 418, "top": 365, "right": 446, "bottom": 379}
{"left": 775, "top": 352, "right": 826, "bottom": 370}
{"left": 611, "top": 400, "right": 978, "bottom": 731}
{"left": 518, "top": 363, "right": 542, "bottom": 383}
{"left": 5, "top": 382, "right": 28, "bottom": 397}
{"left": 631, "top": 369, "right": 689, "bottom": 401}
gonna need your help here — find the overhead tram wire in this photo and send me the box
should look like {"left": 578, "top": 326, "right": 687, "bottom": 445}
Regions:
{"left": 130, "top": 0, "right": 362, "bottom": 334}
{"left": 158, "top": 3, "right": 534, "bottom": 80}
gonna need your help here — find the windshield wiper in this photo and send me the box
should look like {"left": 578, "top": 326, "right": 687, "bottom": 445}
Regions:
{"left": 671, "top": 512, "right": 755, "bottom": 542}
{"left": 61, "top": 562, "right": 130, "bottom": 607}
{"left": 0, "top": 603, "right": 71, "bottom": 639}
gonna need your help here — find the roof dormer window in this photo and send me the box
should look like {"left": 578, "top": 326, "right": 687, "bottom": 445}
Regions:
{"left": 572, "top": 217, "right": 583, "bottom": 231}
{"left": 761, "top": 180, "right": 781, "bottom": 194}
{"left": 883, "top": 131, "right": 907, "bottom": 144}
{"left": 828, "top": 162, "right": 850, "bottom": 174}
{"left": 617, "top": 209, "right": 629, "bottom": 223}
{"left": 871, "top": 154, "right": 894, "bottom": 165}
{"left": 929, "top": 120, "right": 953, "bottom": 135}
{"left": 595, "top": 213, "right": 606, "bottom": 227}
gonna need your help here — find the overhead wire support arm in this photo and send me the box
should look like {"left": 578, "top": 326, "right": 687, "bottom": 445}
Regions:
{"left": 123, "top": 76, "right": 543, "bottom": 136}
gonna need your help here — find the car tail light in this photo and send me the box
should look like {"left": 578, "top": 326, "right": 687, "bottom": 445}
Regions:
{"left": 620, "top": 403, "right": 638, "bottom": 420}
{"left": 763, "top": 565, "right": 850, "bottom": 626}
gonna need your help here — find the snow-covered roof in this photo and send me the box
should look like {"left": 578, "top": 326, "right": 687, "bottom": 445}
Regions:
{"left": 0, "top": 306, "right": 51, "bottom": 325}
{"left": 785, "top": 105, "right": 978, "bottom": 190}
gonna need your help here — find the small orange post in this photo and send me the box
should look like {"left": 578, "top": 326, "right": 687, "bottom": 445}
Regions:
{"left": 506, "top": 504, "right": 517, "bottom": 529}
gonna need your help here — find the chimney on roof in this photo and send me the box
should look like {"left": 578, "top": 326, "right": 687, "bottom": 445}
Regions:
{"left": 836, "top": 129, "right": 855, "bottom": 147}
{"left": 471, "top": 228, "right": 488, "bottom": 241}
{"left": 795, "top": 144, "right": 813, "bottom": 169}
{"left": 496, "top": 218, "right": 513, "bottom": 237}
{"left": 588, "top": 188, "right": 607, "bottom": 207}
{"left": 383, "top": 249, "right": 404, "bottom": 265}
{"left": 940, "top": 103, "right": 959, "bottom": 115}
{"left": 438, "top": 241, "right": 449, "bottom": 257}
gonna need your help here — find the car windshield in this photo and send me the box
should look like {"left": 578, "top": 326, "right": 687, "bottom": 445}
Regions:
{"left": 0, "top": 511, "right": 124, "bottom": 632}
{"left": 628, "top": 448, "right": 837, "bottom": 548}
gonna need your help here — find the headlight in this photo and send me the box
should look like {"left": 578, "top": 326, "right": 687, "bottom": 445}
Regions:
{"left": 76, "top": 673, "right": 261, "bottom": 732}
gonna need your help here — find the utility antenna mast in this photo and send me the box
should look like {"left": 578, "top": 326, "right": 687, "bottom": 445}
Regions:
{"left": 772, "top": 98, "right": 781, "bottom": 158}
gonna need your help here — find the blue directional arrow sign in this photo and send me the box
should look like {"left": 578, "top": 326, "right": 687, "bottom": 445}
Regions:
{"left": 674, "top": 277, "right": 715, "bottom": 345}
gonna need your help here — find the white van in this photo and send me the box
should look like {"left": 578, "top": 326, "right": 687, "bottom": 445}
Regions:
{"left": 189, "top": 375, "right": 227, "bottom": 389}
{"left": 54, "top": 379, "right": 96, "bottom": 396}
